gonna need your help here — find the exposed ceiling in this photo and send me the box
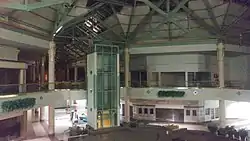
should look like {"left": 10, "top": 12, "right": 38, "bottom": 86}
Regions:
{"left": 1, "top": 0, "right": 250, "bottom": 64}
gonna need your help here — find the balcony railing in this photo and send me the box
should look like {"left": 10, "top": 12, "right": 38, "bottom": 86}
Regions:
{"left": 121, "top": 80, "right": 247, "bottom": 89}
{"left": 0, "top": 80, "right": 247, "bottom": 96}
{"left": 0, "top": 81, "right": 86, "bottom": 95}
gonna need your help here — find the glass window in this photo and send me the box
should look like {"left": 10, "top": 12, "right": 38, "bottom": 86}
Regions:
{"left": 193, "top": 110, "right": 197, "bottom": 116}
{"left": 138, "top": 108, "right": 142, "bottom": 114}
{"left": 186, "top": 110, "right": 190, "bottom": 116}
{"left": 205, "top": 108, "right": 210, "bottom": 115}
{"left": 215, "top": 108, "right": 219, "bottom": 118}
{"left": 150, "top": 108, "right": 154, "bottom": 114}
{"left": 144, "top": 108, "right": 148, "bottom": 114}
{"left": 122, "top": 104, "right": 125, "bottom": 116}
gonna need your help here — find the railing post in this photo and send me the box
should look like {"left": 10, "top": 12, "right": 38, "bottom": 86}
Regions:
{"left": 74, "top": 66, "right": 78, "bottom": 82}
{"left": 19, "top": 69, "right": 26, "bottom": 93}
{"left": 185, "top": 72, "right": 188, "bottom": 87}
{"left": 158, "top": 72, "right": 161, "bottom": 87}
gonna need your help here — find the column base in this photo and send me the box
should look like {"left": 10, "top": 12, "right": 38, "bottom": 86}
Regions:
{"left": 48, "top": 133, "right": 55, "bottom": 136}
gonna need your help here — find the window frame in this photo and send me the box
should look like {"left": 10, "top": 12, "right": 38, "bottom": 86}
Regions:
{"left": 186, "top": 110, "right": 190, "bottom": 116}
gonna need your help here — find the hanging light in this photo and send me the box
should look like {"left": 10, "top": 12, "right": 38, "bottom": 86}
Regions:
{"left": 93, "top": 27, "right": 99, "bottom": 33}
{"left": 56, "top": 26, "right": 63, "bottom": 33}
{"left": 85, "top": 20, "right": 92, "bottom": 27}
{"left": 93, "top": 26, "right": 100, "bottom": 33}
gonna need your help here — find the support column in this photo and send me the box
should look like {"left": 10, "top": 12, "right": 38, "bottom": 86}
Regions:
{"left": 19, "top": 69, "right": 26, "bottom": 93}
{"left": 40, "top": 107, "right": 44, "bottom": 121}
{"left": 74, "top": 66, "right": 78, "bottom": 82}
{"left": 185, "top": 72, "right": 188, "bottom": 87}
{"left": 158, "top": 72, "right": 161, "bottom": 87}
{"left": 41, "top": 56, "right": 45, "bottom": 85}
{"left": 48, "top": 106, "right": 55, "bottom": 135}
{"left": 66, "top": 65, "right": 70, "bottom": 81}
{"left": 48, "top": 41, "right": 55, "bottom": 90}
{"left": 20, "top": 111, "right": 28, "bottom": 138}
{"left": 124, "top": 47, "right": 130, "bottom": 123}
{"left": 32, "top": 64, "right": 36, "bottom": 82}
{"left": 217, "top": 42, "right": 226, "bottom": 127}
{"left": 147, "top": 71, "right": 152, "bottom": 87}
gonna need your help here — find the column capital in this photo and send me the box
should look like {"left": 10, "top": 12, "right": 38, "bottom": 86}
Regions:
{"left": 217, "top": 42, "right": 225, "bottom": 50}
{"left": 49, "top": 40, "right": 56, "bottom": 47}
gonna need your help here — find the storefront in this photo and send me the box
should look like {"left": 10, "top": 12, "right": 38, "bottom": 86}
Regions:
{"left": 0, "top": 116, "right": 21, "bottom": 140}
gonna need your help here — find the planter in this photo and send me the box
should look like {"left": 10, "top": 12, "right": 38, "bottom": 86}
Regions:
{"left": 1, "top": 98, "right": 36, "bottom": 112}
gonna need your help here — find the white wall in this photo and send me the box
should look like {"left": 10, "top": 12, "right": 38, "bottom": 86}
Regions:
{"left": 133, "top": 51, "right": 250, "bottom": 89}
{"left": 146, "top": 53, "right": 226, "bottom": 73}
{"left": 0, "top": 28, "right": 49, "bottom": 49}
{"left": 130, "top": 55, "right": 147, "bottom": 71}
{"left": 0, "top": 46, "right": 19, "bottom": 61}
{"left": 227, "top": 55, "right": 250, "bottom": 89}
{"left": 130, "top": 44, "right": 217, "bottom": 54}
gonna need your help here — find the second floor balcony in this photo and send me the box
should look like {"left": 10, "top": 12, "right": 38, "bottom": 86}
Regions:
{"left": 0, "top": 82, "right": 85, "bottom": 96}
{"left": 127, "top": 80, "right": 246, "bottom": 90}
{"left": 0, "top": 79, "right": 247, "bottom": 96}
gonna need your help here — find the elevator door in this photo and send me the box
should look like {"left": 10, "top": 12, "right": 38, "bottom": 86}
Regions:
{"left": 156, "top": 109, "right": 184, "bottom": 122}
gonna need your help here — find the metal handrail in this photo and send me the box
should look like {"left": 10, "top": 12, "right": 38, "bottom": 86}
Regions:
{"left": 120, "top": 80, "right": 247, "bottom": 89}
{"left": 0, "top": 81, "right": 86, "bottom": 95}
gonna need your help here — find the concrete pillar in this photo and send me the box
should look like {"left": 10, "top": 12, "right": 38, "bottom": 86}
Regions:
{"left": 147, "top": 71, "right": 152, "bottom": 87}
{"left": 124, "top": 47, "right": 130, "bottom": 122}
{"left": 74, "top": 66, "right": 78, "bottom": 82}
{"left": 19, "top": 69, "right": 26, "bottom": 93}
{"left": 41, "top": 56, "right": 45, "bottom": 85}
{"left": 66, "top": 65, "right": 70, "bottom": 81}
{"left": 185, "top": 72, "right": 188, "bottom": 87}
{"left": 48, "top": 41, "right": 55, "bottom": 90}
{"left": 20, "top": 111, "right": 28, "bottom": 138}
{"left": 32, "top": 109, "right": 36, "bottom": 122}
{"left": 48, "top": 106, "right": 55, "bottom": 135}
{"left": 158, "top": 72, "right": 161, "bottom": 87}
{"left": 32, "top": 64, "right": 36, "bottom": 82}
{"left": 217, "top": 42, "right": 226, "bottom": 127}
{"left": 40, "top": 107, "right": 45, "bottom": 121}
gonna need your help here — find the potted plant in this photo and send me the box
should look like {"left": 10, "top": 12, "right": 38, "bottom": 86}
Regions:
{"left": 218, "top": 127, "right": 227, "bottom": 136}
{"left": 239, "top": 129, "right": 248, "bottom": 141}
{"left": 207, "top": 123, "right": 218, "bottom": 134}
{"left": 227, "top": 126, "right": 237, "bottom": 139}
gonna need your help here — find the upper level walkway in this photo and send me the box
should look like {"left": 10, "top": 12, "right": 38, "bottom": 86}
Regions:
{"left": 0, "top": 80, "right": 250, "bottom": 115}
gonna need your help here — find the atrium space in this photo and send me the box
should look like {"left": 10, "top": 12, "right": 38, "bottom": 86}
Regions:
{"left": 1, "top": 0, "right": 250, "bottom": 141}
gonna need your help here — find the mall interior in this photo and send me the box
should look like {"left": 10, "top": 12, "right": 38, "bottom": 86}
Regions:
{"left": 1, "top": 0, "right": 250, "bottom": 141}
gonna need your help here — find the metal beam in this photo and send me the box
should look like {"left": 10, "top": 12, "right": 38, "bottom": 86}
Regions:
{"left": 221, "top": 6, "right": 249, "bottom": 34}
{"left": 149, "top": 0, "right": 190, "bottom": 37}
{"left": 128, "top": 0, "right": 166, "bottom": 41}
{"left": 202, "top": 0, "right": 220, "bottom": 30}
{"left": 110, "top": 5, "right": 125, "bottom": 37}
{"left": 138, "top": 0, "right": 189, "bottom": 33}
{"left": 95, "top": 16, "right": 125, "bottom": 40}
{"left": 180, "top": 4, "right": 221, "bottom": 36}
{"left": 0, "top": 0, "right": 72, "bottom": 11}
{"left": 61, "top": 3, "right": 104, "bottom": 31}
{"left": 126, "top": 2, "right": 135, "bottom": 39}
{"left": 54, "top": 0, "right": 80, "bottom": 32}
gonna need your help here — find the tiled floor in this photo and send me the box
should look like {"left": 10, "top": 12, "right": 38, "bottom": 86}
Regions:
{"left": 23, "top": 109, "right": 250, "bottom": 141}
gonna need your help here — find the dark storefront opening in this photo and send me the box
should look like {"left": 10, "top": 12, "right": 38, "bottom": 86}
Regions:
{"left": 0, "top": 116, "right": 21, "bottom": 139}
{"left": 156, "top": 109, "right": 184, "bottom": 122}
